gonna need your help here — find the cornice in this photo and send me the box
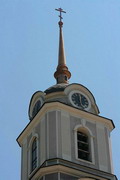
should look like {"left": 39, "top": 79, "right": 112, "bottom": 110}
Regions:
{"left": 17, "top": 101, "right": 115, "bottom": 147}
{"left": 30, "top": 158, "right": 117, "bottom": 180}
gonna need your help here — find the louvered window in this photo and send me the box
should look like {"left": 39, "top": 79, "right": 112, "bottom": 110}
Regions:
{"left": 77, "top": 132, "right": 90, "bottom": 161}
{"left": 31, "top": 138, "right": 37, "bottom": 171}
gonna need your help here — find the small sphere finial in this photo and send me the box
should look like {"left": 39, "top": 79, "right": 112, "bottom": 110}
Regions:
{"left": 58, "top": 21, "right": 63, "bottom": 27}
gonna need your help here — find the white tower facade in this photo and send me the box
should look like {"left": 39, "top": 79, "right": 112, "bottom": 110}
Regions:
{"left": 17, "top": 8, "right": 117, "bottom": 180}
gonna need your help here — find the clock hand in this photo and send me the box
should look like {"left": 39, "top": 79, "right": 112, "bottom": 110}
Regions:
{"left": 78, "top": 94, "right": 82, "bottom": 107}
{"left": 79, "top": 94, "right": 86, "bottom": 108}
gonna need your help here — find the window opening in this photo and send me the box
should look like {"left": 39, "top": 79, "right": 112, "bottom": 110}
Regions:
{"left": 31, "top": 138, "right": 37, "bottom": 171}
{"left": 77, "top": 131, "right": 90, "bottom": 161}
{"left": 57, "top": 77, "right": 59, "bottom": 83}
{"left": 65, "top": 76, "right": 67, "bottom": 81}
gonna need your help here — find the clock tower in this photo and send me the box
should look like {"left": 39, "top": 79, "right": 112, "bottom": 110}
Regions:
{"left": 17, "top": 8, "right": 117, "bottom": 180}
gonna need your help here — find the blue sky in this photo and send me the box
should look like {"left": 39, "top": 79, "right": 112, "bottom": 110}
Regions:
{"left": 0, "top": 0, "right": 120, "bottom": 179}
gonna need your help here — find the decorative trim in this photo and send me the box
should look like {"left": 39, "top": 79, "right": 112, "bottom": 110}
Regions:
{"left": 78, "top": 178, "right": 96, "bottom": 180}
{"left": 58, "top": 172, "right": 60, "bottom": 180}
{"left": 31, "top": 161, "right": 116, "bottom": 180}
{"left": 17, "top": 102, "right": 114, "bottom": 147}
{"left": 81, "top": 118, "right": 86, "bottom": 127}
{"left": 56, "top": 111, "right": 59, "bottom": 157}
{"left": 46, "top": 112, "right": 49, "bottom": 159}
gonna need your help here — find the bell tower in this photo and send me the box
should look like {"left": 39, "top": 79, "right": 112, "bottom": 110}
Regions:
{"left": 17, "top": 8, "right": 117, "bottom": 180}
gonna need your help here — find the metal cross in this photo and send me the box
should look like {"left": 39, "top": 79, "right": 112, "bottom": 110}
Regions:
{"left": 55, "top": 8, "right": 66, "bottom": 22}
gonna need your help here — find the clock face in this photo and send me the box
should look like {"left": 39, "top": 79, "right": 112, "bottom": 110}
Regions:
{"left": 70, "top": 92, "right": 89, "bottom": 109}
{"left": 32, "top": 97, "right": 43, "bottom": 118}
{"left": 32, "top": 100, "right": 41, "bottom": 118}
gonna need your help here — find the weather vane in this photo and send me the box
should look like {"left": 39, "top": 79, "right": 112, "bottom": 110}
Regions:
{"left": 55, "top": 8, "right": 66, "bottom": 22}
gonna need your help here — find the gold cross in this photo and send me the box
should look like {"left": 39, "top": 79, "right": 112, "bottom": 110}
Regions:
{"left": 55, "top": 8, "right": 66, "bottom": 22}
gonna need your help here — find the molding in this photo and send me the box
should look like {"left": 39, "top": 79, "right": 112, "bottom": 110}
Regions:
{"left": 58, "top": 172, "right": 60, "bottom": 180}
{"left": 78, "top": 178, "right": 95, "bottom": 180}
{"left": 17, "top": 102, "right": 114, "bottom": 147}
{"left": 28, "top": 133, "right": 39, "bottom": 149}
{"left": 31, "top": 163, "right": 112, "bottom": 180}
{"left": 74, "top": 124, "right": 93, "bottom": 136}
{"left": 29, "top": 158, "right": 117, "bottom": 180}
{"left": 56, "top": 111, "right": 59, "bottom": 157}
{"left": 46, "top": 112, "right": 49, "bottom": 159}
{"left": 81, "top": 119, "right": 86, "bottom": 127}
{"left": 45, "top": 91, "right": 65, "bottom": 100}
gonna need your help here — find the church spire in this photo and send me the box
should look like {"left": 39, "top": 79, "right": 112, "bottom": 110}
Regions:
{"left": 54, "top": 8, "right": 71, "bottom": 84}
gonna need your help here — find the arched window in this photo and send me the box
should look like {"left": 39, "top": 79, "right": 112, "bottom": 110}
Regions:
{"left": 74, "top": 125, "right": 95, "bottom": 164}
{"left": 65, "top": 76, "right": 67, "bottom": 81}
{"left": 77, "top": 131, "right": 90, "bottom": 161}
{"left": 31, "top": 138, "right": 37, "bottom": 172}
{"left": 28, "top": 134, "right": 39, "bottom": 176}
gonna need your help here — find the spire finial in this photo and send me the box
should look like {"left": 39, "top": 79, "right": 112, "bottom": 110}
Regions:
{"left": 54, "top": 8, "right": 71, "bottom": 84}
{"left": 55, "top": 8, "right": 66, "bottom": 24}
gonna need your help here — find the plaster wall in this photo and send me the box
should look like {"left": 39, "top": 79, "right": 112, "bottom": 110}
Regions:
{"left": 21, "top": 108, "right": 113, "bottom": 179}
{"left": 61, "top": 110, "right": 71, "bottom": 161}
{"left": 96, "top": 122, "right": 110, "bottom": 172}
{"left": 40, "top": 116, "right": 46, "bottom": 165}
